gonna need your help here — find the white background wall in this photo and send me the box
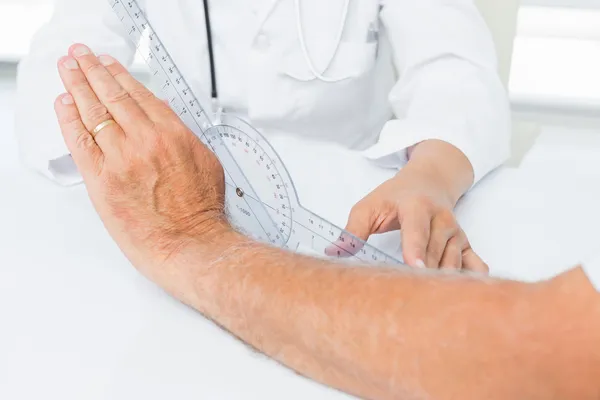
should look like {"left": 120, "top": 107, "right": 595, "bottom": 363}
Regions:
{"left": 511, "top": 6, "right": 600, "bottom": 117}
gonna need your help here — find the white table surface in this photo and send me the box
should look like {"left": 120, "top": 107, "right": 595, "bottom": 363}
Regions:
{"left": 520, "top": 125, "right": 600, "bottom": 174}
{"left": 1, "top": 80, "right": 600, "bottom": 399}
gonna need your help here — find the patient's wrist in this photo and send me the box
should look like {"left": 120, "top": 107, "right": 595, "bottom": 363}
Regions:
{"left": 183, "top": 218, "right": 239, "bottom": 259}
{"left": 146, "top": 222, "right": 244, "bottom": 311}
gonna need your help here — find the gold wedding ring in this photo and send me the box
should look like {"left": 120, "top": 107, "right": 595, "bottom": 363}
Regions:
{"left": 92, "top": 119, "right": 117, "bottom": 137}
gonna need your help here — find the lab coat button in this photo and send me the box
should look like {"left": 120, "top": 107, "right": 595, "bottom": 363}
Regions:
{"left": 254, "top": 34, "right": 271, "bottom": 50}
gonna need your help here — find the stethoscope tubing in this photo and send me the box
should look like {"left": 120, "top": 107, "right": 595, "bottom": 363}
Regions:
{"left": 202, "top": 0, "right": 353, "bottom": 107}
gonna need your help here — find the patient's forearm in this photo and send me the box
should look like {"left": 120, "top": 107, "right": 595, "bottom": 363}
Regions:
{"left": 157, "top": 232, "right": 600, "bottom": 400}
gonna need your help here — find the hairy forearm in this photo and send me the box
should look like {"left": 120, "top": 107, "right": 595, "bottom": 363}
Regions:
{"left": 56, "top": 41, "right": 597, "bottom": 398}
{"left": 149, "top": 231, "right": 600, "bottom": 400}
{"left": 405, "top": 140, "right": 475, "bottom": 206}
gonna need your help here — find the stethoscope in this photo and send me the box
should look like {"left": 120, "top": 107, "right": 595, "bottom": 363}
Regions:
{"left": 202, "top": 0, "right": 352, "bottom": 111}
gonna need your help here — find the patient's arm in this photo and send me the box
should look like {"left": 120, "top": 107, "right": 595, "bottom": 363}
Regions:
{"left": 162, "top": 230, "right": 600, "bottom": 400}
{"left": 53, "top": 48, "right": 600, "bottom": 400}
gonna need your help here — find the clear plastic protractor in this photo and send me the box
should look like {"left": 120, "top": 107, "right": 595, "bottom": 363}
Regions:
{"left": 205, "top": 114, "right": 293, "bottom": 245}
{"left": 212, "top": 113, "right": 403, "bottom": 266}
{"left": 108, "top": 0, "right": 403, "bottom": 266}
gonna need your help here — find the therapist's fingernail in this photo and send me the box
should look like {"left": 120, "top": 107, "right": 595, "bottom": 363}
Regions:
{"left": 72, "top": 45, "right": 91, "bottom": 57}
{"left": 415, "top": 259, "right": 426, "bottom": 269}
{"left": 61, "top": 94, "right": 74, "bottom": 105}
{"left": 61, "top": 57, "right": 79, "bottom": 70}
{"left": 98, "top": 55, "right": 115, "bottom": 66}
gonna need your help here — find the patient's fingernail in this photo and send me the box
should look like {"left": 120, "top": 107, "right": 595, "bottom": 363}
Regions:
{"left": 72, "top": 45, "right": 91, "bottom": 57}
{"left": 61, "top": 94, "right": 74, "bottom": 105}
{"left": 61, "top": 57, "right": 79, "bottom": 70}
{"left": 415, "top": 259, "right": 426, "bottom": 269}
{"left": 98, "top": 55, "right": 115, "bottom": 66}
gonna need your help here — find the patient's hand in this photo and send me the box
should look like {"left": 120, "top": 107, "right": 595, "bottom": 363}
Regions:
{"left": 53, "top": 44, "right": 227, "bottom": 270}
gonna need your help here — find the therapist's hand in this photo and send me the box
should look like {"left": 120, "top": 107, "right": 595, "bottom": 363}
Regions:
{"left": 53, "top": 45, "right": 227, "bottom": 271}
{"left": 341, "top": 140, "right": 488, "bottom": 273}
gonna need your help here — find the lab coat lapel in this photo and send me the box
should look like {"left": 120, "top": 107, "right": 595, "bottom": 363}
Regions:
{"left": 251, "top": 0, "right": 285, "bottom": 41}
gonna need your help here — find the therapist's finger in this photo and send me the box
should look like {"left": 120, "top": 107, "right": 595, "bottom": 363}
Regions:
{"left": 58, "top": 55, "right": 126, "bottom": 153}
{"left": 68, "top": 44, "right": 153, "bottom": 137}
{"left": 325, "top": 230, "right": 366, "bottom": 258}
{"left": 343, "top": 203, "right": 378, "bottom": 242}
{"left": 326, "top": 204, "right": 375, "bottom": 257}
{"left": 439, "top": 236, "right": 463, "bottom": 271}
{"left": 458, "top": 230, "right": 489, "bottom": 274}
{"left": 399, "top": 208, "right": 431, "bottom": 268}
{"left": 54, "top": 93, "right": 104, "bottom": 178}
{"left": 462, "top": 248, "right": 489, "bottom": 274}
{"left": 98, "top": 55, "right": 173, "bottom": 122}
{"left": 425, "top": 213, "right": 457, "bottom": 269}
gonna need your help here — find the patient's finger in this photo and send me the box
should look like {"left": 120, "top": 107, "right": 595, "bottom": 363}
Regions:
{"left": 98, "top": 55, "right": 174, "bottom": 122}
{"left": 58, "top": 56, "right": 125, "bottom": 154}
{"left": 69, "top": 44, "right": 152, "bottom": 137}
{"left": 54, "top": 93, "right": 103, "bottom": 179}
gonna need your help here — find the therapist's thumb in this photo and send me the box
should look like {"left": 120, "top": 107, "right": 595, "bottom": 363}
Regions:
{"left": 325, "top": 204, "right": 374, "bottom": 257}
{"left": 345, "top": 203, "right": 377, "bottom": 241}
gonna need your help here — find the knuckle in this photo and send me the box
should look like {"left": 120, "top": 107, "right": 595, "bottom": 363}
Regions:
{"left": 60, "top": 111, "right": 81, "bottom": 126}
{"left": 448, "top": 240, "right": 462, "bottom": 254}
{"left": 406, "top": 223, "right": 429, "bottom": 245}
{"left": 435, "top": 209, "right": 457, "bottom": 230}
{"left": 83, "top": 62, "right": 105, "bottom": 76}
{"left": 407, "top": 194, "right": 433, "bottom": 210}
{"left": 413, "top": 216, "right": 431, "bottom": 234}
{"left": 350, "top": 202, "right": 371, "bottom": 220}
{"left": 399, "top": 198, "right": 433, "bottom": 219}
{"left": 112, "top": 69, "right": 129, "bottom": 81}
{"left": 69, "top": 73, "right": 88, "bottom": 89}
{"left": 457, "top": 229, "right": 470, "bottom": 248}
{"left": 105, "top": 88, "right": 131, "bottom": 105}
{"left": 429, "top": 244, "right": 445, "bottom": 259}
{"left": 129, "top": 87, "right": 155, "bottom": 103}
{"left": 85, "top": 102, "right": 110, "bottom": 122}
{"left": 74, "top": 131, "right": 96, "bottom": 151}
{"left": 428, "top": 234, "right": 447, "bottom": 256}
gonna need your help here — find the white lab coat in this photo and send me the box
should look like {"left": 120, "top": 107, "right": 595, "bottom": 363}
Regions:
{"left": 15, "top": 0, "right": 510, "bottom": 186}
